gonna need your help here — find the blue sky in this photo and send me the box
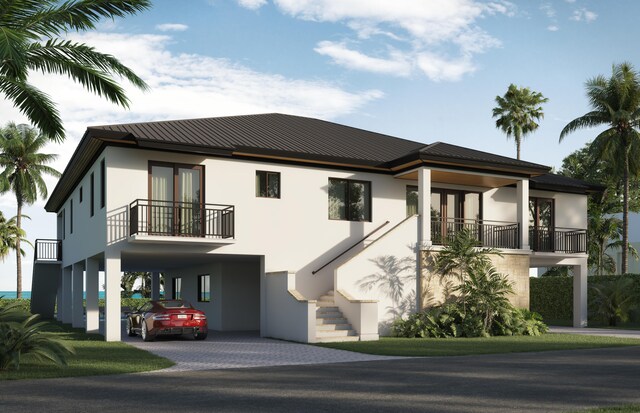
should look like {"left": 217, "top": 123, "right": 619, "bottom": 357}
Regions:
{"left": 0, "top": 0, "right": 634, "bottom": 290}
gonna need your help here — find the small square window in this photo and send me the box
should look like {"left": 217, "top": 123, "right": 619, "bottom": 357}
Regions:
{"left": 198, "top": 274, "right": 210, "bottom": 302}
{"left": 256, "top": 171, "right": 280, "bottom": 198}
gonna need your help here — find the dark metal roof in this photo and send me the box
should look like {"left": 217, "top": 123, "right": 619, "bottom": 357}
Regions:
{"left": 44, "top": 113, "right": 596, "bottom": 212}
{"left": 90, "top": 113, "right": 426, "bottom": 166}
{"left": 530, "top": 173, "right": 605, "bottom": 193}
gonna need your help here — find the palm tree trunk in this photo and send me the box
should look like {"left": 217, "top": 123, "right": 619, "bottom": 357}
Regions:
{"left": 622, "top": 149, "right": 629, "bottom": 274}
{"left": 16, "top": 201, "right": 22, "bottom": 299}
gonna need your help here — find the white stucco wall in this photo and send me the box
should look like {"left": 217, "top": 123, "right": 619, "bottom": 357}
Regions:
{"left": 335, "top": 215, "right": 419, "bottom": 334}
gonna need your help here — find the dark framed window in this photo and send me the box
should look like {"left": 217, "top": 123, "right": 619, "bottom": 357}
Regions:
{"left": 100, "top": 159, "right": 105, "bottom": 209}
{"left": 172, "top": 277, "right": 182, "bottom": 300}
{"left": 406, "top": 185, "right": 418, "bottom": 217}
{"left": 529, "top": 197, "right": 554, "bottom": 228}
{"left": 79, "top": 186, "right": 83, "bottom": 203}
{"left": 70, "top": 199, "right": 73, "bottom": 234}
{"left": 197, "top": 274, "right": 210, "bottom": 302}
{"left": 58, "top": 210, "right": 65, "bottom": 240}
{"left": 328, "top": 178, "right": 371, "bottom": 222}
{"left": 255, "top": 171, "right": 280, "bottom": 198}
{"left": 148, "top": 161, "right": 205, "bottom": 236}
{"left": 90, "top": 172, "right": 95, "bottom": 217}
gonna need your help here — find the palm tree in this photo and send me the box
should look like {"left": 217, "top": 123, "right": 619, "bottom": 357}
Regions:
{"left": 493, "top": 84, "right": 549, "bottom": 159}
{"left": 0, "top": 0, "right": 151, "bottom": 141}
{"left": 560, "top": 63, "right": 640, "bottom": 274}
{"left": 0, "top": 212, "right": 25, "bottom": 261}
{"left": 0, "top": 123, "right": 61, "bottom": 298}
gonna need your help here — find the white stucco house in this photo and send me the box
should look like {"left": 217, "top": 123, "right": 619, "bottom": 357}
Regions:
{"left": 30, "top": 114, "right": 599, "bottom": 342}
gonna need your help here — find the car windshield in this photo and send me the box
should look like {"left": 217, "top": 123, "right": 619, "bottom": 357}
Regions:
{"left": 158, "top": 300, "right": 192, "bottom": 309}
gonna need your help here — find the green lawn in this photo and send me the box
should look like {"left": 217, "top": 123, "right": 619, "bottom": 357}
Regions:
{"left": 316, "top": 333, "right": 640, "bottom": 357}
{"left": 0, "top": 321, "right": 174, "bottom": 380}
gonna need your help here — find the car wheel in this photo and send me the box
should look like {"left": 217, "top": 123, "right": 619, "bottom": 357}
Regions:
{"left": 194, "top": 331, "right": 208, "bottom": 341}
{"left": 126, "top": 317, "right": 136, "bottom": 337}
{"left": 141, "top": 321, "right": 155, "bottom": 342}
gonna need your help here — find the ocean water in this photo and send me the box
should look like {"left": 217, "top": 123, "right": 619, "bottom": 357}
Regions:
{"left": 0, "top": 291, "right": 142, "bottom": 299}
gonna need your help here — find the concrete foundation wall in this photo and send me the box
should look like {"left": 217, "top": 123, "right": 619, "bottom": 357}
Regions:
{"left": 420, "top": 250, "right": 530, "bottom": 309}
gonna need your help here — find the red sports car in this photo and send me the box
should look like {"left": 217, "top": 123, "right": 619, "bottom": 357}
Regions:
{"left": 126, "top": 300, "right": 208, "bottom": 341}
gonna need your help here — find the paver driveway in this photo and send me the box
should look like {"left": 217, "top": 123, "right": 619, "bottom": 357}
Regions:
{"left": 123, "top": 329, "right": 401, "bottom": 372}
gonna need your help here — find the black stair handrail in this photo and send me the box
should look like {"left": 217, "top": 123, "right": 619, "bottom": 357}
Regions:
{"left": 312, "top": 220, "right": 390, "bottom": 275}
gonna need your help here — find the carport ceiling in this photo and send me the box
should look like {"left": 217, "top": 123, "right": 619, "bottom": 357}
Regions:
{"left": 120, "top": 252, "right": 261, "bottom": 272}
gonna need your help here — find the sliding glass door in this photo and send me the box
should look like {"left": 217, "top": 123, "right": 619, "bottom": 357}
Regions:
{"left": 149, "top": 162, "right": 203, "bottom": 236}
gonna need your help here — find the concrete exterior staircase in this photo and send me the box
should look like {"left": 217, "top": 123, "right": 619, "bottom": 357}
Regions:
{"left": 315, "top": 290, "right": 359, "bottom": 343}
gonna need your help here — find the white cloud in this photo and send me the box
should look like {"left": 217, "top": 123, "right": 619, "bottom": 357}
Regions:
{"left": 547, "top": 25, "right": 559, "bottom": 32}
{"left": 270, "top": 0, "right": 514, "bottom": 82}
{"left": 0, "top": 31, "right": 384, "bottom": 289}
{"left": 236, "top": 0, "right": 268, "bottom": 10}
{"left": 314, "top": 41, "right": 412, "bottom": 76}
{"left": 540, "top": 3, "right": 556, "bottom": 19}
{"left": 155, "top": 23, "right": 189, "bottom": 32}
{"left": 571, "top": 8, "right": 597, "bottom": 22}
{"left": 416, "top": 53, "right": 475, "bottom": 82}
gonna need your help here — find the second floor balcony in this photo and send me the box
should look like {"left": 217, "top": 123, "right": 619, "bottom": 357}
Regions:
{"left": 129, "top": 199, "right": 235, "bottom": 241}
{"left": 431, "top": 218, "right": 587, "bottom": 253}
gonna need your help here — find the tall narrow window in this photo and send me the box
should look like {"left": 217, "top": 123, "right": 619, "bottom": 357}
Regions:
{"left": 58, "top": 210, "right": 65, "bottom": 240}
{"left": 79, "top": 186, "right": 83, "bottom": 203}
{"left": 149, "top": 162, "right": 204, "bottom": 236}
{"left": 328, "top": 178, "right": 371, "bottom": 221}
{"left": 70, "top": 199, "right": 73, "bottom": 234}
{"left": 198, "top": 274, "right": 210, "bottom": 302}
{"left": 255, "top": 171, "right": 280, "bottom": 198}
{"left": 406, "top": 185, "right": 418, "bottom": 217}
{"left": 172, "top": 277, "right": 182, "bottom": 300}
{"left": 100, "top": 159, "right": 105, "bottom": 209}
{"left": 90, "top": 172, "right": 95, "bottom": 217}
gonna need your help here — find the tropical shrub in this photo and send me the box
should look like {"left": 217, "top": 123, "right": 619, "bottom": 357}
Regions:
{"left": 590, "top": 277, "right": 639, "bottom": 326}
{"left": 0, "top": 301, "right": 74, "bottom": 371}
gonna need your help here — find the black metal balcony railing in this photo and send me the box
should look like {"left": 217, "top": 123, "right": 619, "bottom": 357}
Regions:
{"left": 129, "top": 199, "right": 235, "bottom": 239}
{"left": 530, "top": 226, "right": 587, "bottom": 253}
{"left": 35, "top": 239, "right": 62, "bottom": 261}
{"left": 431, "top": 218, "right": 520, "bottom": 249}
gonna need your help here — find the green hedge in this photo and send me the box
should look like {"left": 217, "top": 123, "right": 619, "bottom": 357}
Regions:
{"left": 530, "top": 274, "right": 640, "bottom": 322}
{"left": 0, "top": 298, "right": 32, "bottom": 314}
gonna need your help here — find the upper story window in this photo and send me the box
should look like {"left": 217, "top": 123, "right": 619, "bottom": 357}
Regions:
{"left": 100, "top": 159, "right": 105, "bottom": 209}
{"left": 406, "top": 186, "right": 481, "bottom": 221}
{"left": 90, "top": 172, "right": 95, "bottom": 217}
{"left": 255, "top": 171, "right": 280, "bottom": 198}
{"left": 529, "top": 197, "right": 554, "bottom": 228}
{"left": 79, "top": 186, "right": 83, "bottom": 203}
{"left": 69, "top": 198, "right": 73, "bottom": 234}
{"left": 149, "top": 162, "right": 204, "bottom": 235}
{"left": 328, "top": 178, "right": 371, "bottom": 222}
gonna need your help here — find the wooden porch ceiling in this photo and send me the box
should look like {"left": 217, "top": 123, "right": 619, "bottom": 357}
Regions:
{"left": 395, "top": 169, "right": 518, "bottom": 188}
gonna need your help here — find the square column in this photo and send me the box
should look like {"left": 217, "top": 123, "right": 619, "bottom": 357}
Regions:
{"left": 151, "top": 272, "right": 161, "bottom": 300}
{"left": 104, "top": 250, "right": 122, "bottom": 341}
{"left": 517, "top": 179, "right": 530, "bottom": 250}
{"left": 60, "top": 266, "right": 72, "bottom": 324}
{"left": 573, "top": 260, "right": 588, "bottom": 327}
{"left": 417, "top": 167, "right": 432, "bottom": 248}
{"left": 85, "top": 257, "right": 100, "bottom": 334}
{"left": 71, "top": 262, "right": 85, "bottom": 328}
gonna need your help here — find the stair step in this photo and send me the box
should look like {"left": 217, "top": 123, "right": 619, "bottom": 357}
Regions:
{"left": 317, "top": 301, "right": 335, "bottom": 307}
{"left": 316, "top": 317, "right": 348, "bottom": 325}
{"left": 316, "top": 323, "right": 353, "bottom": 331}
{"left": 314, "top": 335, "right": 359, "bottom": 343}
{"left": 318, "top": 295, "right": 334, "bottom": 303}
{"left": 316, "top": 311, "right": 343, "bottom": 318}
{"left": 316, "top": 306, "right": 339, "bottom": 313}
{"left": 316, "top": 329, "right": 357, "bottom": 338}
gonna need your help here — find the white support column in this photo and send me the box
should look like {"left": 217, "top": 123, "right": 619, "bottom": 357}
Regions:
{"left": 55, "top": 274, "right": 63, "bottom": 322}
{"left": 85, "top": 257, "right": 100, "bottom": 334}
{"left": 417, "top": 167, "right": 432, "bottom": 248}
{"left": 573, "top": 260, "right": 588, "bottom": 327}
{"left": 517, "top": 179, "right": 530, "bottom": 250}
{"left": 104, "top": 250, "right": 122, "bottom": 341}
{"left": 151, "top": 272, "right": 161, "bottom": 300}
{"left": 71, "top": 262, "right": 85, "bottom": 328}
{"left": 60, "top": 266, "right": 72, "bottom": 324}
